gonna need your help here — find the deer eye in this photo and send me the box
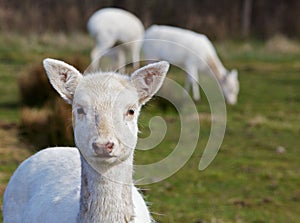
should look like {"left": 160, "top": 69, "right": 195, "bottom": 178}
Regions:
{"left": 77, "top": 107, "right": 85, "bottom": 115}
{"left": 127, "top": 109, "right": 135, "bottom": 115}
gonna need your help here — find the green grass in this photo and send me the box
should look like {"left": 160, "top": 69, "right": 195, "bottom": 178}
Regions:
{"left": 0, "top": 33, "right": 299, "bottom": 223}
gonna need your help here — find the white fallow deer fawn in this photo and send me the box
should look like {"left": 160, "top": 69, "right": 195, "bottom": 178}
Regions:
{"left": 3, "top": 58, "right": 169, "bottom": 223}
{"left": 87, "top": 8, "right": 144, "bottom": 71}
{"left": 143, "top": 25, "right": 239, "bottom": 105}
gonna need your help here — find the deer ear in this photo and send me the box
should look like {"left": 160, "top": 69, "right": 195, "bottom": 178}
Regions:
{"left": 131, "top": 61, "right": 170, "bottom": 105}
{"left": 43, "top": 58, "right": 83, "bottom": 104}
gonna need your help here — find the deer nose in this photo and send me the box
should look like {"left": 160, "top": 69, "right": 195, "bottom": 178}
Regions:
{"left": 92, "top": 141, "right": 114, "bottom": 157}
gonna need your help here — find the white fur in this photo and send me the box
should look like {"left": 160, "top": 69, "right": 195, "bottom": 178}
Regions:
{"left": 143, "top": 25, "right": 239, "bottom": 105}
{"left": 87, "top": 8, "right": 144, "bottom": 70}
{"left": 3, "top": 59, "right": 170, "bottom": 223}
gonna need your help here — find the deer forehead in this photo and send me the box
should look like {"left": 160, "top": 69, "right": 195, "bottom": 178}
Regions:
{"left": 73, "top": 73, "right": 139, "bottom": 110}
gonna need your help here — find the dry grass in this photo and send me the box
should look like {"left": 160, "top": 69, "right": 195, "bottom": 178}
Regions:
{"left": 19, "top": 100, "right": 73, "bottom": 149}
{"left": 0, "top": 122, "right": 32, "bottom": 211}
{"left": 20, "top": 107, "right": 52, "bottom": 149}
{"left": 0, "top": 122, "right": 30, "bottom": 157}
{"left": 20, "top": 107, "right": 52, "bottom": 126}
{"left": 265, "top": 34, "right": 300, "bottom": 54}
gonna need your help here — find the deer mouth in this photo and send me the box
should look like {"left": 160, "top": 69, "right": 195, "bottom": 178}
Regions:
{"left": 94, "top": 153, "right": 117, "bottom": 159}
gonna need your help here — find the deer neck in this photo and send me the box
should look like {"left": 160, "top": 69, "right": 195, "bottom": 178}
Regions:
{"left": 77, "top": 155, "right": 135, "bottom": 223}
{"left": 207, "top": 55, "right": 227, "bottom": 83}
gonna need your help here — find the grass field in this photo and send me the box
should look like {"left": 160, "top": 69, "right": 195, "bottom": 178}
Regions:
{"left": 0, "top": 33, "right": 299, "bottom": 223}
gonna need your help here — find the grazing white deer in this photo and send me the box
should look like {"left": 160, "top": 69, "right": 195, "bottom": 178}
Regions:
{"left": 3, "top": 58, "right": 169, "bottom": 223}
{"left": 143, "top": 25, "right": 239, "bottom": 105}
{"left": 87, "top": 8, "right": 144, "bottom": 71}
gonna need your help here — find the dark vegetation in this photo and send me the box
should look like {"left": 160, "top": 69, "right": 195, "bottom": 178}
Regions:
{"left": 18, "top": 57, "right": 89, "bottom": 149}
{"left": 1, "top": 0, "right": 300, "bottom": 39}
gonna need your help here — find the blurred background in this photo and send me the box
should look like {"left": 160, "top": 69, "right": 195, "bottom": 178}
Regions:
{"left": 0, "top": 0, "right": 299, "bottom": 223}
{"left": 1, "top": 0, "right": 300, "bottom": 39}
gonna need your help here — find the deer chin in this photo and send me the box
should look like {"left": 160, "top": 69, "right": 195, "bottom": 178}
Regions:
{"left": 93, "top": 153, "right": 117, "bottom": 158}
{"left": 82, "top": 154, "right": 119, "bottom": 170}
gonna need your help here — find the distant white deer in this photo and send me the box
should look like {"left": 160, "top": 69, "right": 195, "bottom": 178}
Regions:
{"left": 87, "top": 8, "right": 144, "bottom": 71}
{"left": 3, "top": 58, "right": 170, "bottom": 223}
{"left": 143, "top": 25, "right": 239, "bottom": 105}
